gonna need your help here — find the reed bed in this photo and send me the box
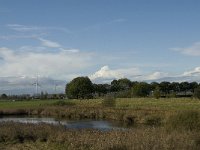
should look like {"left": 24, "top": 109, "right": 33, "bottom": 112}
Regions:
{"left": 0, "top": 122, "right": 200, "bottom": 150}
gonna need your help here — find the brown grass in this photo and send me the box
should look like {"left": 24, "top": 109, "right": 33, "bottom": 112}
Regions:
{"left": 0, "top": 122, "right": 200, "bottom": 150}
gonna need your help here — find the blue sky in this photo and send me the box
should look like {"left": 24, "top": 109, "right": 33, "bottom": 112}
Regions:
{"left": 1, "top": 0, "right": 200, "bottom": 84}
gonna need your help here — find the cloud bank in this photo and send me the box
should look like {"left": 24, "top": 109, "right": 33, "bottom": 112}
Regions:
{"left": 0, "top": 47, "right": 93, "bottom": 80}
{"left": 90, "top": 66, "right": 200, "bottom": 83}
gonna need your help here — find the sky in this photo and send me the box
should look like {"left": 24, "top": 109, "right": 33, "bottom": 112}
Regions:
{"left": 1, "top": 0, "right": 200, "bottom": 94}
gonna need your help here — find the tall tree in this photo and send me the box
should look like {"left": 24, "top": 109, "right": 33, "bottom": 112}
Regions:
{"left": 190, "top": 82, "right": 199, "bottom": 93}
{"left": 65, "top": 77, "right": 94, "bottom": 99}
{"left": 159, "top": 82, "right": 170, "bottom": 96}
{"left": 169, "top": 82, "right": 180, "bottom": 93}
{"left": 117, "top": 78, "right": 132, "bottom": 90}
{"left": 93, "top": 83, "right": 110, "bottom": 96}
{"left": 132, "top": 82, "right": 151, "bottom": 97}
{"left": 180, "top": 82, "right": 190, "bottom": 95}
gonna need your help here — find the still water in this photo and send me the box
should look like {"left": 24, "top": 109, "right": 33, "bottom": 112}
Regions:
{"left": 0, "top": 116, "right": 126, "bottom": 130}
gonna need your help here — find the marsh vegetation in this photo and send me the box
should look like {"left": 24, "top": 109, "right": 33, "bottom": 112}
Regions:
{"left": 1, "top": 98, "right": 200, "bottom": 149}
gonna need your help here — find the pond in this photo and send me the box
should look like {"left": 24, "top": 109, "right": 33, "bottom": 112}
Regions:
{"left": 0, "top": 116, "right": 127, "bottom": 130}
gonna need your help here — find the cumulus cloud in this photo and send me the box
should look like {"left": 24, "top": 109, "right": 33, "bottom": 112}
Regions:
{"left": 89, "top": 66, "right": 171, "bottom": 83}
{"left": 171, "top": 42, "right": 200, "bottom": 56}
{"left": 89, "top": 66, "right": 140, "bottom": 82}
{"left": 0, "top": 47, "right": 93, "bottom": 80}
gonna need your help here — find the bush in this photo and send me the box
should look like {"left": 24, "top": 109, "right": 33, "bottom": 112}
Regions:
{"left": 194, "top": 87, "right": 200, "bottom": 99}
{"left": 153, "top": 87, "right": 161, "bottom": 99}
{"left": 102, "top": 94, "right": 116, "bottom": 107}
{"left": 144, "top": 116, "right": 162, "bottom": 126}
{"left": 53, "top": 100, "right": 75, "bottom": 106}
{"left": 115, "top": 90, "right": 131, "bottom": 98}
{"left": 166, "top": 111, "right": 200, "bottom": 131}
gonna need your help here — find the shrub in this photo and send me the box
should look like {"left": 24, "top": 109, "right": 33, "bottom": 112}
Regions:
{"left": 116, "top": 90, "right": 131, "bottom": 98}
{"left": 144, "top": 116, "right": 161, "bottom": 126}
{"left": 53, "top": 100, "right": 75, "bottom": 106}
{"left": 153, "top": 87, "right": 161, "bottom": 99}
{"left": 123, "top": 115, "right": 135, "bottom": 126}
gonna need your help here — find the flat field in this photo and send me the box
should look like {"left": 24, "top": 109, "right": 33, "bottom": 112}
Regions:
{"left": 0, "top": 98, "right": 200, "bottom": 111}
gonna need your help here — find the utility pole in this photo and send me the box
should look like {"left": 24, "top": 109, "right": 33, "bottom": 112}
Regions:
{"left": 36, "top": 75, "right": 38, "bottom": 95}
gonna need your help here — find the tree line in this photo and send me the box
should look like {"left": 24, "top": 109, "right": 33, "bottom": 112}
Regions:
{"left": 65, "top": 76, "right": 200, "bottom": 99}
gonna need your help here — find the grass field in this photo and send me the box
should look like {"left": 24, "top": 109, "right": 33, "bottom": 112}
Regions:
{"left": 0, "top": 98, "right": 200, "bottom": 111}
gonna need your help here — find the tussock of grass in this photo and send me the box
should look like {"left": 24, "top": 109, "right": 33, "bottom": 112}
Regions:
{"left": 144, "top": 115, "right": 162, "bottom": 126}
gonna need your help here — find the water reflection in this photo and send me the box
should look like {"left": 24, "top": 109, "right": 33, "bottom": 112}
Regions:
{"left": 0, "top": 117, "right": 126, "bottom": 130}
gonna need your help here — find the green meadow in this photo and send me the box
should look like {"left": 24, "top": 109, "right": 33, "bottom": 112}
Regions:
{"left": 0, "top": 98, "right": 200, "bottom": 111}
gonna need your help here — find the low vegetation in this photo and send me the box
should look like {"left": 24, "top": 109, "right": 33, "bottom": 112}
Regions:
{"left": 166, "top": 110, "right": 200, "bottom": 131}
{"left": 102, "top": 94, "right": 116, "bottom": 107}
{"left": 1, "top": 98, "right": 200, "bottom": 149}
{"left": 1, "top": 122, "right": 200, "bottom": 150}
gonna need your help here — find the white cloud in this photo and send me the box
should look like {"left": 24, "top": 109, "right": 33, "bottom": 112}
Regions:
{"left": 89, "top": 66, "right": 140, "bottom": 82}
{"left": 38, "top": 38, "right": 61, "bottom": 48}
{"left": 59, "top": 48, "right": 80, "bottom": 53}
{"left": 0, "top": 34, "right": 43, "bottom": 40}
{"left": 7, "top": 24, "right": 40, "bottom": 32}
{"left": 0, "top": 47, "right": 93, "bottom": 80}
{"left": 142, "top": 72, "right": 168, "bottom": 81}
{"left": 182, "top": 67, "right": 200, "bottom": 76}
{"left": 7, "top": 24, "right": 70, "bottom": 33}
{"left": 171, "top": 42, "right": 200, "bottom": 56}
{"left": 89, "top": 66, "right": 170, "bottom": 83}
{"left": 18, "top": 46, "right": 47, "bottom": 52}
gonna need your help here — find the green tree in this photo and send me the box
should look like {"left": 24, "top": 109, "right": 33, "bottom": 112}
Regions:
{"left": 117, "top": 78, "right": 132, "bottom": 90}
{"left": 111, "top": 78, "right": 132, "bottom": 92}
{"left": 169, "top": 82, "right": 180, "bottom": 93}
{"left": 65, "top": 76, "right": 94, "bottom": 99}
{"left": 93, "top": 84, "right": 110, "bottom": 97}
{"left": 151, "top": 82, "right": 159, "bottom": 91}
{"left": 159, "top": 81, "right": 171, "bottom": 96}
{"left": 132, "top": 82, "right": 151, "bottom": 97}
{"left": 110, "top": 79, "right": 120, "bottom": 92}
{"left": 1, "top": 93, "right": 8, "bottom": 99}
{"left": 180, "top": 82, "right": 190, "bottom": 95}
{"left": 190, "top": 82, "right": 199, "bottom": 93}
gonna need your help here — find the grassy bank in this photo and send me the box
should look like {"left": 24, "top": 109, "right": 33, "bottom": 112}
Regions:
{"left": 0, "top": 98, "right": 200, "bottom": 125}
{"left": 0, "top": 122, "right": 200, "bottom": 150}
